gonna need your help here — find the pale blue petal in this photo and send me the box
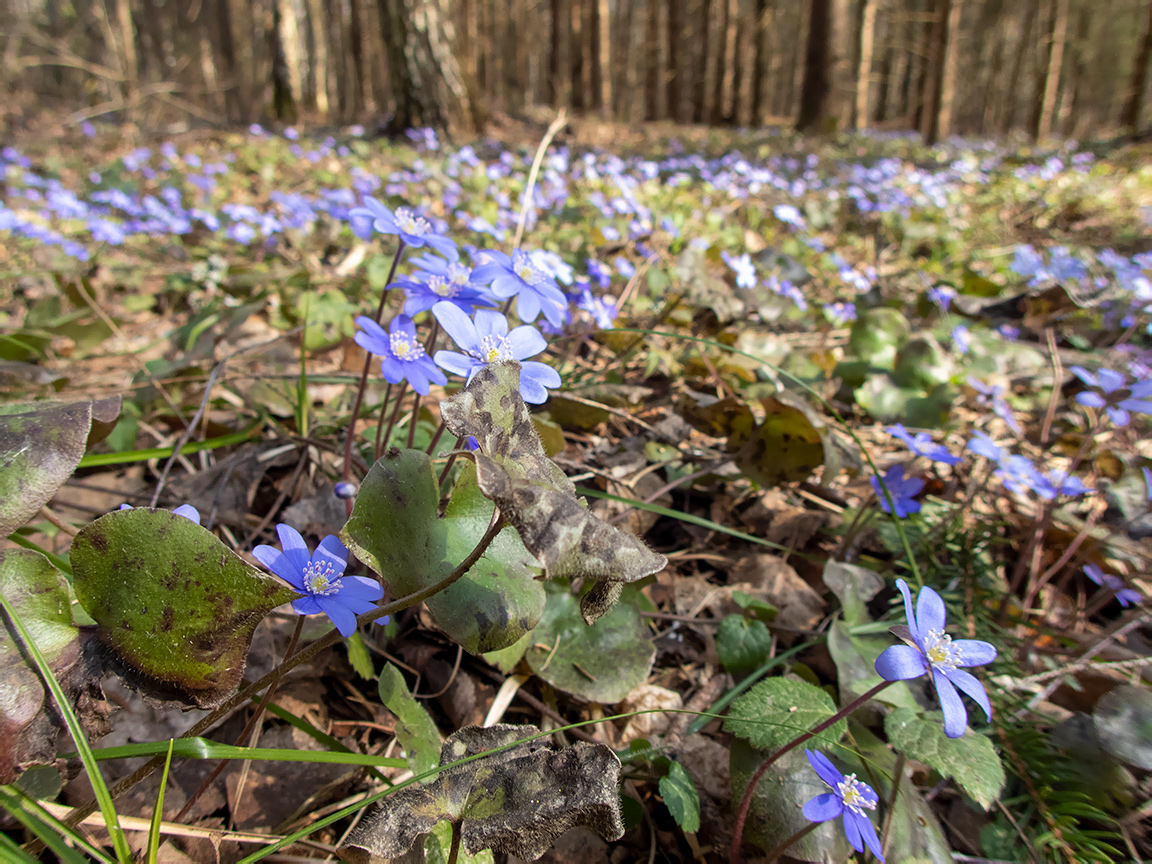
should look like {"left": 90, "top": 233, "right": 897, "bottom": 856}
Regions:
{"left": 915, "top": 585, "right": 947, "bottom": 637}
{"left": 516, "top": 289, "right": 541, "bottom": 322}
{"left": 339, "top": 575, "right": 384, "bottom": 602}
{"left": 875, "top": 644, "right": 928, "bottom": 681}
{"left": 253, "top": 545, "right": 301, "bottom": 588}
{"left": 895, "top": 578, "right": 918, "bottom": 641}
{"left": 435, "top": 350, "right": 479, "bottom": 378}
{"left": 842, "top": 807, "right": 864, "bottom": 853}
{"left": 433, "top": 300, "right": 478, "bottom": 352}
{"left": 291, "top": 596, "right": 323, "bottom": 615}
{"left": 941, "top": 667, "right": 992, "bottom": 722}
{"left": 851, "top": 809, "right": 886, "bottom": 862}
{"left": 473, "top": 308, "right": 510, "bottom": 341}
{"left": 933, "top": 668, "right": 969, "bottom": 738}
{"left": 316, "top": 535, "right": 349, "bottom": 572}
{"left": 275, "top": 524, "right": 311, "bottom": 580}
{"left": 172, "top": 504, "right": 201, "bottom": 524}
{"left": 315, "top": 595, "right": 358, "bottom": 637}
{"left": 953, "top": 639, "right": 997, "bottom": 667}
{"left": 506, "top": 324, "right": 547, "bottom": 359}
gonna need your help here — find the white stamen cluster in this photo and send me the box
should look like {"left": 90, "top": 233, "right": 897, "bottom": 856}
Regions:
{"left": 512, "top": 251, "right": 547, "bottom": 287}
{"left": 389, "top": 331, "right": 426, "bottom": 361}
{"left": 476, "top": 334, "right": 513, "bottom": 364}
{"left": 304, "top": 560, "right": 341, "bottom": 596}
{"left": 922, "top": 628, "right": 961, "bottom": 670}
{"left": 394, "top": 207, "right": 430, "bottom": 236}
{"left": 446, "top": 263, "right": 471, "bottom": 287}
{"left": 836, "top": 774, "right": 877, "bottom": 815}
{"left": 428, "top": 275, "right": 457, "bottom": 297}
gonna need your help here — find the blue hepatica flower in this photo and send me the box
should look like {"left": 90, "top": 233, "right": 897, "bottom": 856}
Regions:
{"left": 966, "top": 377, "right": 1021, "bottom": 435}
{"left": 470, "top": 249, "right": 569, "bottom": 328}
{"left": 1084, "top": 564, "right": 1142, "bottom": 608}
{"left": 886, "top": 424, "right": 960, "bottom": 465}
{"left": 395, "top": 251, "right": 490, "bottom": 316}
{"left": 1070, "top": 366, "right": 1152, "bottom": 427}
{"left": 253, "top": 524, "right": 384, "bottom": 638}
{"left": 823, "top": 301, "right": 857, "bottom": 325}
{"left": 432, "top": 302, "right": 561, "bottom": 404}
{"left": 721, "top": 251, "right": 757, "bottom": 289}
{"left": 875, "top": 579, "right": 997, "bottom": 738}
{"left": 347, "top": 197, "right": 456, "bottom": 258}
{"left": 802, "top": 750, "right": 884, "bottom": 862}
{"left": 119, "top": 503, "right": 200, "bottom": 524}
{"left": 354, "top": 314, "right": 447, "bottom": 395}
{"left": 870, "top": 465, "right": 924, "bottom": 518}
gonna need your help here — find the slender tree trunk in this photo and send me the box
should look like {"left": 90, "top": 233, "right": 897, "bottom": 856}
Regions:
{"left": 306, "top": 0, "right": 330, "bottom": 113}
{"left": 796, "top": 0, "right": 833, "bottom": 130}
{"left": 1037, "top": 0, "right": 1068, "bottom": 138}
{"left": 917, "top": 0, "right": 948, "bottom": 142}
{"left": 666, "top": 0, "right": 682, "bottom": 121}
{"left": 115, "top": 0, "right": 139, "bottom": 112}
{"left": 750, "top": 0, "right": 770, "bottom": 125}
{"left": 1001, "top": 0, "right": 1037, "bottom": 134}
{"left": 856, "top": 0, "right": 877, "bottom": 129}
{"left": 876, "top": 0, "right": 895, "bottom": 122}
{"left": 597, "top": 0, "right": 611, "bottom": 117}
{"left": 569, "top": 0, "right": 584, "bottom": 112}
{"left": 936, "top": 0, "right": 963, "bottom": 138}
{"left": 708, "top": 0, "right": 728, "bottom": 123}
{"left": 550, "top": 0, "right": 569, "bottom": 106}
{"left": 617, "top": 0, "right": 635, "bottom": 119}
{"left": 645, "top": 0, "right": 659, "bottom": 119}
{"left": 692, "top": 0, "right": 710, "bottom": 122}
{"left": 269, "top": 0, "right": 297, "bottom": 121}
{"left": 1121, "top": 0, "right": 1152, "bottom": 132}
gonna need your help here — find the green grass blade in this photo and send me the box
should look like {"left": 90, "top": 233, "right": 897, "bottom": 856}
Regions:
{"left": 76, "top": 421, "right": 262, "bottom": 468}
{"left": 0, "top": 785, "right": 116, "bottom": 863}
{"left": 146, "top": 740, "right": 174, "bottom": 864}
{"left": 0, "top": 832, "right": 40, "bottom": 864}
{"left": 258, "top": 699, "right": 392, "bottom": 784}
{"left": 0, "top": 593, "right": 132, "bottom": 863}
{"left": 62, "top": 737, "right": 406, "bottom": 769}
{"left": 4, "top": 534, "right": 71, "bottom": 574}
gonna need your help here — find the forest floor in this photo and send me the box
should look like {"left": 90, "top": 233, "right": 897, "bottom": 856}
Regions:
{"left": 1, "top": 115, "right": 1152, "bottom": 864}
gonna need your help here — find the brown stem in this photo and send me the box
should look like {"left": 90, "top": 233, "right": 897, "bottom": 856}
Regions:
{"left": 343, "top": 240, "right": 406, "bottom": 486}
{"left": 446, "top": 820, "right": 462, "bottom": 864}
{"left": 378, "top": 381, "right": 410, "bottom": 459}
{"left": 426, "top": 420, "right": 448, "bottom": 456}
{"left": 63, "top": 512, "right": 506, "bottom": 832}
{"left": 762, "top": 821, "right": 819, "bottom": 864}
{"left": 880, "top": 751, "right": 905, "bottom": 851}
{"left": 729, "top": 680, "right": 895, "bottom": 864}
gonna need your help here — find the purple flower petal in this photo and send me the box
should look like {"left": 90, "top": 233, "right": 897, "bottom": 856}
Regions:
{"left": 315, "top": 595, "right": 358, "bottom": 637}
{"left": 275, "top": 524, "right": 311, "bottom": 580}
{"left": 1076, "top": 391, "right": 1107, "bottom": 408}
{"left": 802, "top": 792, "right": 844, "bottom": 823}
{"left": 339, "top": 575, "right": 385, "bottom": 602}
{"left": 507, "top": 325, "right": 548, "bottom": 359}
{"left": 941, "top": 667, "right": 992, "bottom": 722}
{"left": 933, "top": 668, "right": 969, "bottom": 738}
{"left": 316, "top": 535, "right": 349, "bottom": 571}
{"left": 291, "top": 596, "right": 323, "bottom": 615}
{"left": 915, "top": 585, "right": 947, "bottom": 638}
{"left": 1096, "top": 368, "right": 1126, "bottom": 393}
{"left": 895, "top": 578, "right": 919, "bottom": 642}
{"left": 805, "top": 750, "right": 844, "bottom": 789}
{"left": 953, "top": 639, "right": 997, "bottom": 667}
{"left": 850, "top": 808, "right": 886, "bottom": 862}
{"left": 842, "top": 806, "right": 864, "bottom": 853}
{"left": 435, "top": 350, "right": 479, "bottom": 378}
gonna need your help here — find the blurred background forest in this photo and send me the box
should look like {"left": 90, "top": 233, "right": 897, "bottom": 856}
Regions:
{"left": 1, "top": 0, "right": 1151, "bottom": 145}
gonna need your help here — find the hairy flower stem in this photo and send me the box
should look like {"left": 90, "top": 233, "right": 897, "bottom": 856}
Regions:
{"left": 62, "top": 512, "right": 506, "bottom": 833}
{"left": 426, "top": 420, "right": 448, "bottom": 456}
{"left": 729, "top": 679, "right": 895, "bottom": 864}
{"left": 406, "top": 322, "right": 441, "bottom": 450}
{"left": 761, "top": 821, "right": 818, "bottom": 863}
{"left": 342, "top": 240, "right": 406, "bottom": 492}
{"left": 880, "top": 751, "right": 905, "bottom": 851}
{"left": 447, "top": 821, "right": 462, "bottom": 864}
{"left": 378, "top": 381, "right": 410, "bottom": 458}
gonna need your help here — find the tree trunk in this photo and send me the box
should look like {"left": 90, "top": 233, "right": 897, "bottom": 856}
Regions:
{"left": 1121, "top": 0, "right": 1152, "bottom": 132}
{"left": 917, "top": 0, "right": 948, "bottom": 143}
{"left": 550, "top": 0, "right": 569, "bottom": 107}
{"left": 307, "top": 0, "right": 330, "bottom": 113}
{"left": 749, "top": 0, "right": 770, "bottom": 124}
{"left": 936, "top": 0, "right": 963, "bottom": 138}
{"left": 597, "top": 0, "right": 611, "bottom": 117}
{"left": 571, "top": 0, "right": 586, "bottom": 112}
{"left": 645, "top": 0, "right": 659, "bottom": 119}
{"left": 855, "top": 0, "right": 877, "bottom": 129}
{"left": 796, "top": 0, "right": 840, "bottom": 131}
{"left": 1002, "top": 0, "right": 1037, "bottom": 134}
{"left": 666, "top": 0, "right": 682, "bottom": 121}
{"left": 1036, "top": 0, "right": 1068, "bottom": 139}
{"left": 269, "top": 0, "right": 297, "bottom": 121}
{"left": 376, "top": 0, "right": 475, "bottom": 134}
{"left": 692, "top": 0, "right": 711, "bottom": 122}
{"left": 347, "top": 0, "right": 367, "bottom": 115}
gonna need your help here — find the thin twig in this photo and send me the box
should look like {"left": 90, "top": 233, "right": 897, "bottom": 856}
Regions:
{"left": 512, "top": 110, "right": 568, "bottom": 251}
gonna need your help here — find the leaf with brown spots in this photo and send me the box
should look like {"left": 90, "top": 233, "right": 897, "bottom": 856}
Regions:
{"left": 440, "top": 363, "right": 666, "bottom": 625}
{"left": 340, "top": 724, "right": 624, "bottom": 862}
{"left": 71, "top": 508, "right": 300, "bottom": 709}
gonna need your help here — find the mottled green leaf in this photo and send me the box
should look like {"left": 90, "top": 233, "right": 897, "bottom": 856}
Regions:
{"left": 827, "top": 620, "right": 919, "bottom": 709}
{"left": 71, "top": 508, "right": 298, "bottom": 709}
{"left": 855, "top": 373, "right": 915, "bottom": 423}
{"left": 822, "top": 559, "right": 883, "bottom": 627}
{"left": 0, "top": 549, "right": 90, "bottom": 783}
{"left": 378, "top": 663, "right": 442, "bottom": 777}
{"left": 0, "top": 401, "right": 92, "bottom": 537}
{"left": 885, "top": 707, "right": 1005, "bottom": 809}
{"left": 893, "top": 334, "right": 955, "bottom": 391}
{"left": 725, "top": 677, "right": 847, "bottom": 752}
{"left": 440, "top": 363, "right": 666, "bottom": 624}
{"left": 342, "top": 450, "right": 544, "bottom": 654}
{"left": 341, "top": 724, "right": 623, "bottom": 862}
{"left": 525, "top": 581, "right": 655, "bottom": 704}
{"left": 658, "top": 761, "right": 700, "bottom": 833}
{"left": 715, "top": 615, "right": 773, "bottom": 676}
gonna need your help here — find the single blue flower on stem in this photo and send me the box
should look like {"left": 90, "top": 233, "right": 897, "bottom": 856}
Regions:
{"left": 886, "top": 424, "right": 961, "bottom": 466}
{"left": 354, "top": 314, "right": 447, "bottom": 396}
{"left": 875, "top": 579, "right": 997, "bottom": 738}
{"left": 870, "top": 465, "right": 924, "bottom": 518}
{"left": 801, "top": 750, "right": 885, "bottom": 862}
{"left": 1084, "top": 564, "right": 1142, "bottom": 608}
{"left": 470, "top": 249, "right": 569, "bottom": 328}
{"left": 253, "top": 524, "right": 384, "bottom": 638}
{"left": 347, "top": 197, "right": 456, "bottom": 258}
{"left": 431, "top": 301, "right": 561, "bottom": 403}
{"left": 1070, "top": 366, "right": 1152, "bottom": 427}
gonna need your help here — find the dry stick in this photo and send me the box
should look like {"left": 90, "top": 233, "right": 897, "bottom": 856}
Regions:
{"left": 1020, "top": 501, "right": 1104, "bottom": 612}
{"left": 379, "top": 382, "right": 410, "bottom": 456}
{"left": 62, "top": 512, "right": 507, "bottom": 832}
{"left": 879, "top": 751, "right": 906, "bottom": 853}
{"left": 729, "top": 680, "right": 895, "bottom": 864}
{"left": 1039, "top": 327, "right": 1062, "bottom": 445}
{"left": 511, "top": 109, "right": 568, "bottom": 251}
{"left": 170, "top": 617, "right": 306, "bottom": 825}
{"left": 150, "top": 328, "right": 302, "bottom": 507}
{"left": 343, "top": 240, "right": 407, "bottom": 487}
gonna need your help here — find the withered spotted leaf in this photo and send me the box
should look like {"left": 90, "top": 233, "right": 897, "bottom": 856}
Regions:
{"left": 340, "top": 724, "right": 624, "bottom": 862}
{"left": 440, "top": 362, "right": 666, "bottom": 624}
